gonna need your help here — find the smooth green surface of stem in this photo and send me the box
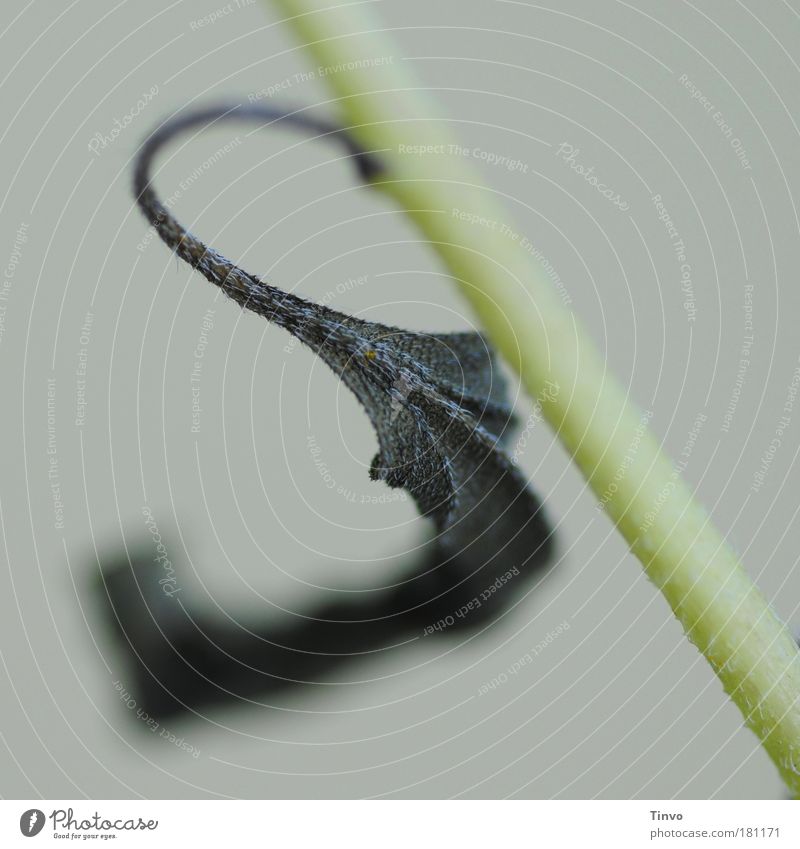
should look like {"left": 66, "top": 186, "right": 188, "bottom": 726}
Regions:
{"left": 265, "top": 0, "right": 800, "bottom": 792}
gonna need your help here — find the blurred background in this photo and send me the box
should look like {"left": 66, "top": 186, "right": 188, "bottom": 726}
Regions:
{"left": 2, "top": 0, "right": 800, "bottom": 799}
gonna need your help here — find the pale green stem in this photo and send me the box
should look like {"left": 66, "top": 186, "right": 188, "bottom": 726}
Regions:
{"left": 264, "top": 0, "right": 800, "bottom": 792}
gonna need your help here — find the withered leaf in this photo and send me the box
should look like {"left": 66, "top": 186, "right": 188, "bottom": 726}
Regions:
{"left": 133, "top": 103, "right": 553, "bottom": 626}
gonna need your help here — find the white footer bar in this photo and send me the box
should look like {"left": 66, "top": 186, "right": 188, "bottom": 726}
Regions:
{"left": 2, "top": 800, "right": 796, "bottom": 847}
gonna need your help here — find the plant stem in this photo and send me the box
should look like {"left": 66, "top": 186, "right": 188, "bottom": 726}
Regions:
{"left": 264, "top": 0, "right": 800, "bottom": 792}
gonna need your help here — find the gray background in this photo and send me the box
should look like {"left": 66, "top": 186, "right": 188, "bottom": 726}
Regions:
{"left": 2, "top": 0, "right": 800, "bottom": 799}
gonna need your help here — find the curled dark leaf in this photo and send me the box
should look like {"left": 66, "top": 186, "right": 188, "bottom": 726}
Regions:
{"left": 132, "top": 102, "right": 554, "bottom": 631}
